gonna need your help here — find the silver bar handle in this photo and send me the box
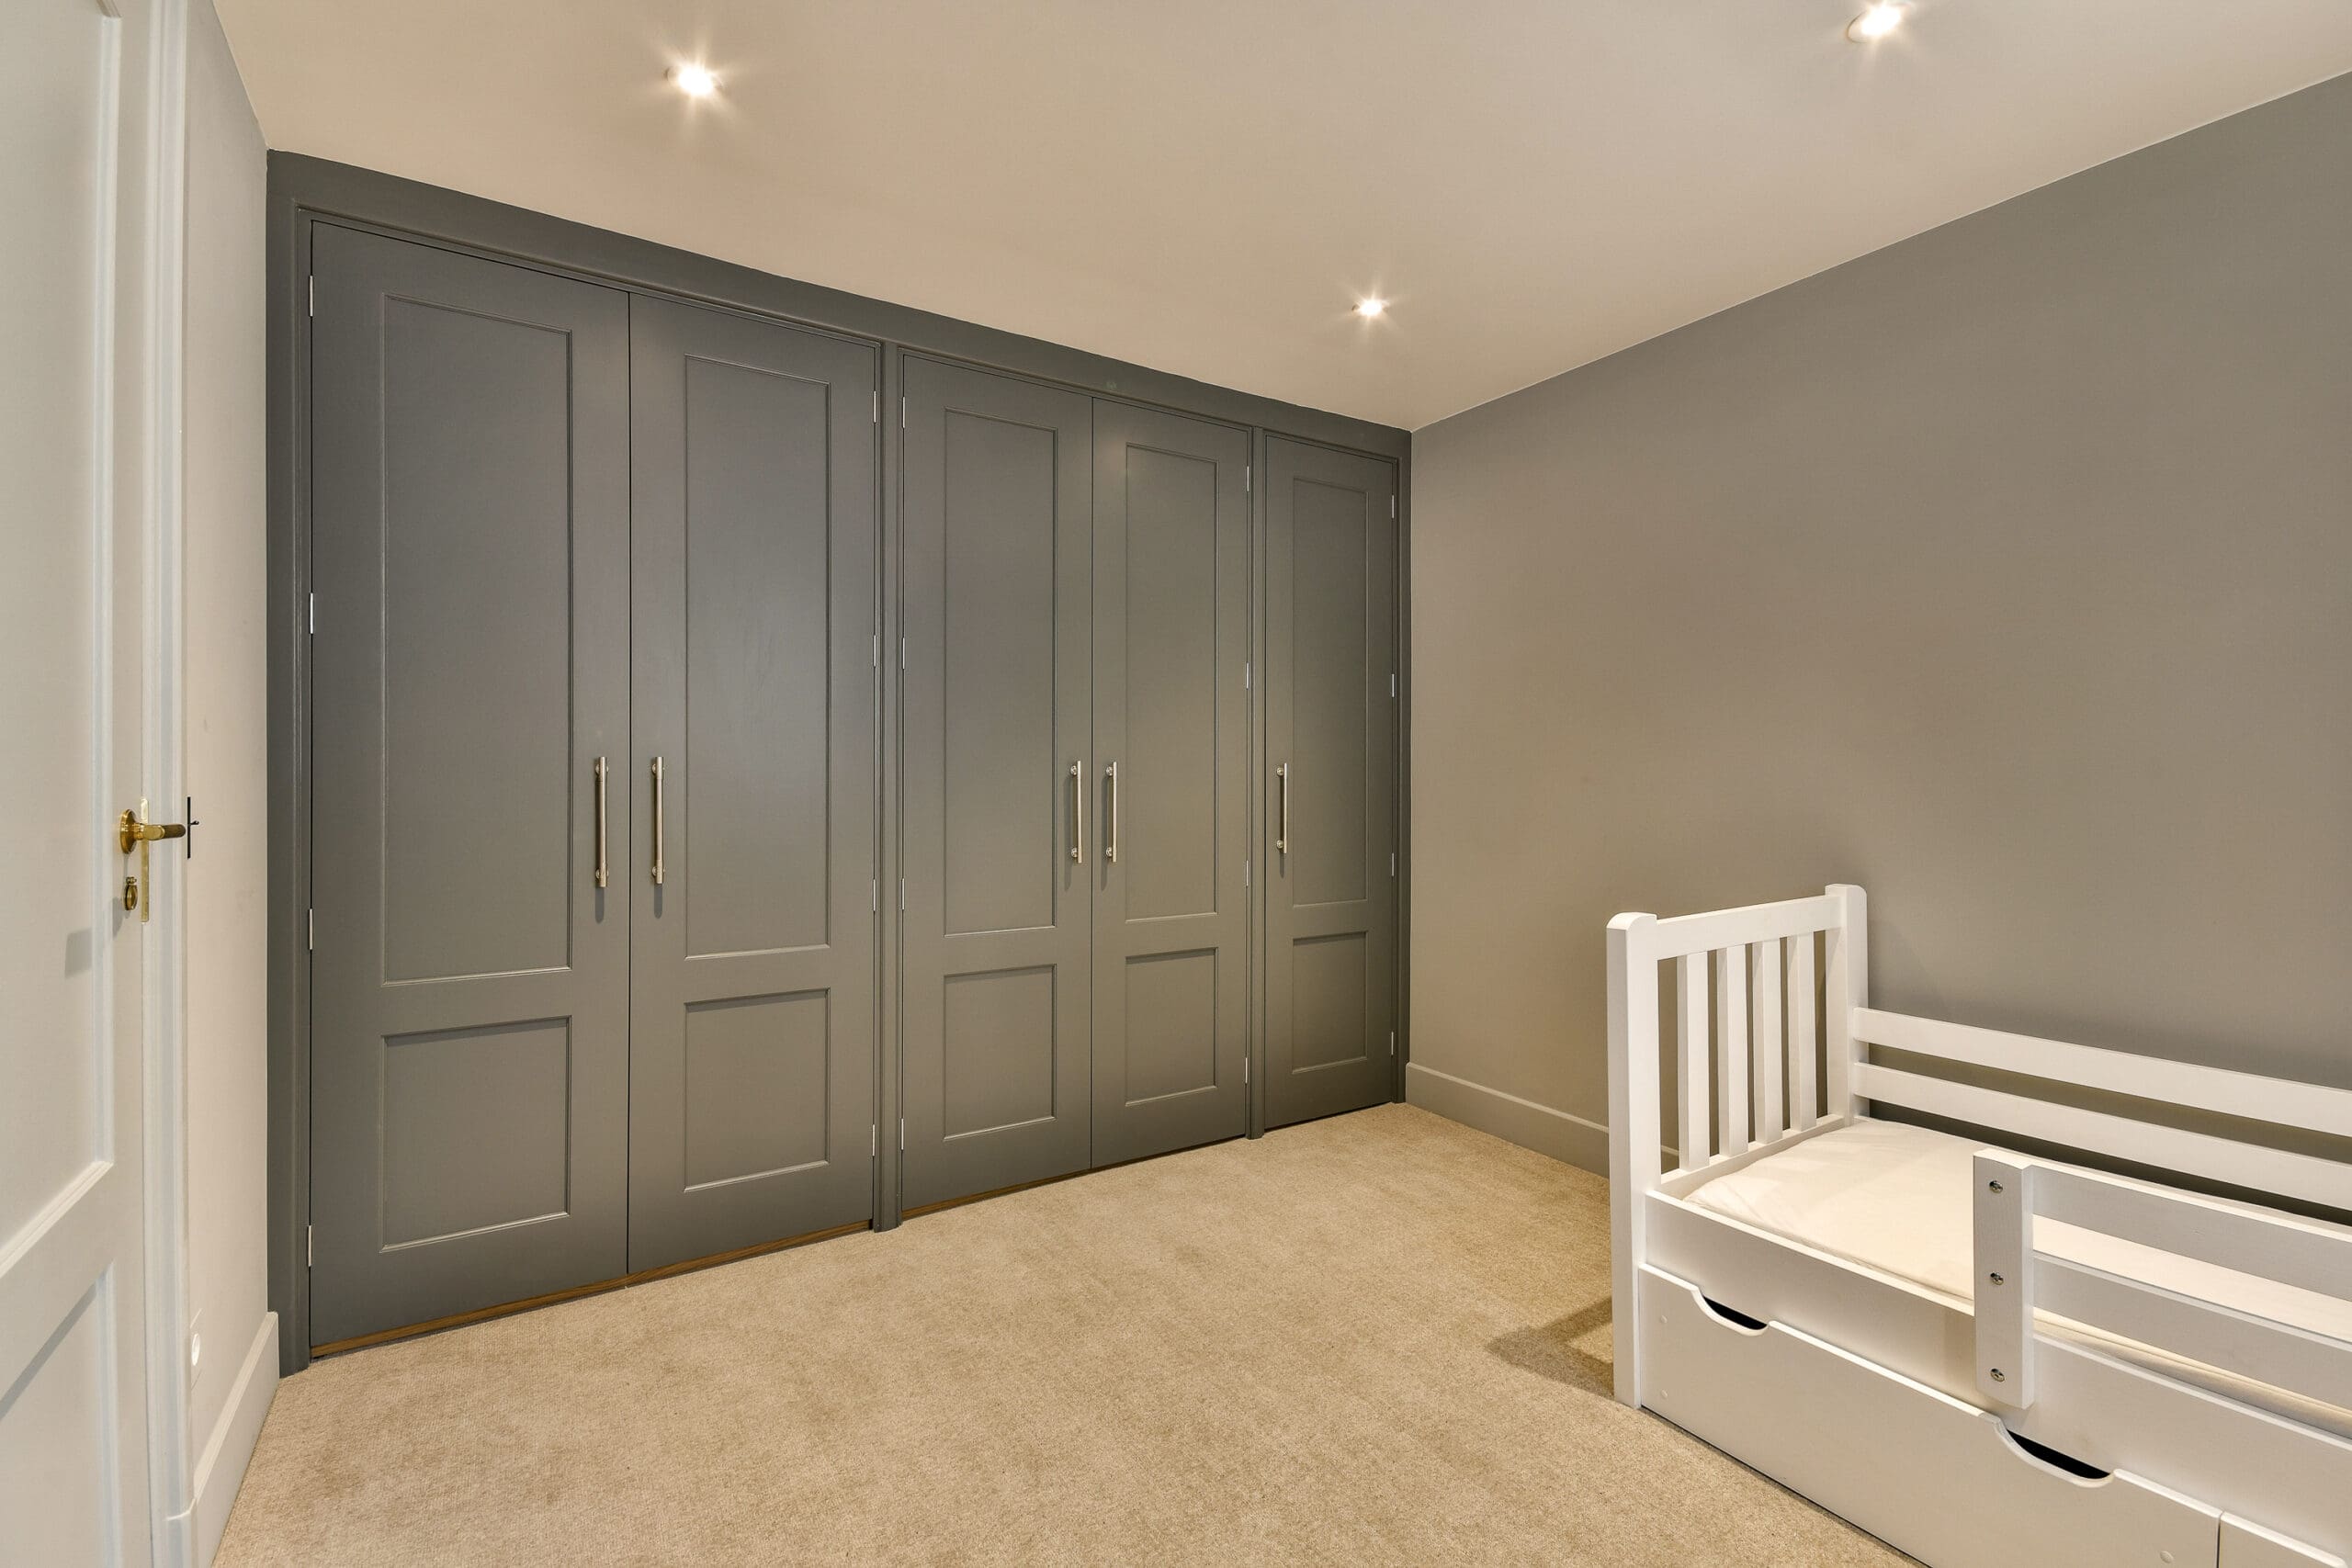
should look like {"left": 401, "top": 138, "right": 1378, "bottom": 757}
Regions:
{"left": 650, "top": 756, "right": 666, "bottom": 886}
{"left": 1275, "top": 762, "right": 1290, "bottom": 855}
{"left": 1069, "top": 761, "right": 1085, "bottom": 863}
{"left": 593, "top": 757, "right": 609, "bottom": 888}
{"left": 1104, "top": 762, "right": 1119, "bottom": 863}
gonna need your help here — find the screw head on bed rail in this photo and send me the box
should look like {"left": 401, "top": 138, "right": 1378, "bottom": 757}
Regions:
{"left": 1987, "top": 1179, "right": 2004, "bottom": 1193}
{"left": 1989, "top": 1369, "right": 2007, "bottom": 1382}
{"left": 1988, "top": 1272, "right": 2004, "bottom": 1286}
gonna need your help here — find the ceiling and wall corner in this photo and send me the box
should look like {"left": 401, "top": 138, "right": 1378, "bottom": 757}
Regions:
{"left": 211, "top": 1, "right": 2352, "bottom": 431}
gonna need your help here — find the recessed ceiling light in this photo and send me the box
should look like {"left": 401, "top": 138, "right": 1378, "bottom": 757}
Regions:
{"left": 1847, "top": 2, "right": 1905, "bottom": 41}
{"left": 1355, "top": 298, "right": 1388, "bottom": 320}
{"left": 669, "top": 62, "right": 719, "bottom": 98}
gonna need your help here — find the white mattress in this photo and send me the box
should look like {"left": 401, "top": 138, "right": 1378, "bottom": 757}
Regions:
{"left": 1685, "top": 1119, "right": 2352, "bottom": 1438}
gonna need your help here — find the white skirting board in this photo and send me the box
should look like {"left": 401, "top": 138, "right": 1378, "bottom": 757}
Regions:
{"left": 189, "top": 1312, "right": 279, "bottom": 1568}
{"left": 1407, "top": 1061, "right": 1667, "bottom": 1176}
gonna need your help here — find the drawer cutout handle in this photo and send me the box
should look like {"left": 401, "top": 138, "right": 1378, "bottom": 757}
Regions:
{"left": 1699, "top": 1295, "right": 1769, "bottom": 1334}
{"left": 1998, "top": 1427, "right": 2110, "bottom": 1483}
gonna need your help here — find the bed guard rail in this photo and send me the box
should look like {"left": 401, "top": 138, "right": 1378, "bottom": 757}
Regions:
{"left": 1973, "top": 1153, "right": 2352, "bottom": 1415}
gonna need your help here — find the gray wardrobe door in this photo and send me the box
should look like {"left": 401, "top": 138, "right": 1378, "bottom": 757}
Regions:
{"left": 1262, "top": 437, "right": 1399, "bottom": 1129}
{"left": 1088, "top": 404, "right": 1250, "bottom": 1167}
{"left": 308, "top": 226, "right": 631, "bottom": 1346}
{"left": 626, "top": 296, "right": 879, "bottom": 1272}
{"left": 899, "top": 358, "right": 1093, "bottom": 1210}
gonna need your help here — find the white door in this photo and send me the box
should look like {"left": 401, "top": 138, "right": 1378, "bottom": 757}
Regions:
{"left": 1, "top": 1, "right": 169, "bottom": 1562}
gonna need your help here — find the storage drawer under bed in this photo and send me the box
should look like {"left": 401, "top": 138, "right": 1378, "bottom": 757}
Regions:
{"left": 1639, "top": 1264, "right": 2250, "bottom": 1568}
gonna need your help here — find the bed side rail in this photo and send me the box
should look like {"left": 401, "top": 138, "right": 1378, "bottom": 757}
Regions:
{"left": 1973, "top": 1153, "right": 2352, "bottom": 1414}
{"left": 1607, "top": 884, "right": 1865, "bottom": 1405}
{"left": 1853, "top": 1008, "right": 2352, "bottom": 1214}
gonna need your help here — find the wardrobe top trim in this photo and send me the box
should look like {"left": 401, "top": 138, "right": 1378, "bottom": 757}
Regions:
{"left": 273, "top": 153, "right": 1408, "bottom": 463}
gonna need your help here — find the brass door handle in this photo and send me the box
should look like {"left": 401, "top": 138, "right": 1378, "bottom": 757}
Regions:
{"left": 1069, "top": 761, "right": 1084, "bottom": 863}
{"left": 118, "top": 807, "right": 188, "bottom": 922}
{"left": 593, "top": 757, "right": 609, "bottom": 888}
{"left": 650, "top": 756, "right": 666, "bottom": 886}
{"left": 1103, "top": 762, "right": 1118, "bottom": 864}
{"left": 1275, "top": 763, "right": 1290, "bottom": 856}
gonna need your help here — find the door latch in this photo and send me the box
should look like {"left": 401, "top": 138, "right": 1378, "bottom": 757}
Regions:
{"left": 118, "top": 805, "right": 188, "bottom": 920}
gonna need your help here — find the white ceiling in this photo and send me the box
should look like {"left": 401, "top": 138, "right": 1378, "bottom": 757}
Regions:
{"left": 214, "top": 1, "right": 2352, "bottom": 430}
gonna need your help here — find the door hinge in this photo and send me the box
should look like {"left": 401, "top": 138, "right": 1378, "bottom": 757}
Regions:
{"left": 1243, "top": 660, "right": 1250, "bottom": 692}
{"left": 1389, "top": 495, "right": 1397, "bottom": 519}
{"left": 871, "top": 631, "right": 879, "bottom": 669}
{"left": 1391, "top": 671, "right": 1398, "bottom": 699}
{"left": 1244, "top": 463, "right": 1250, "bottom": 493}
{"left": 1243, "top": 858, "right": 1250, "bottom": 888}
{"left": 1390, "top": 852, "right": 1397, "bottom": 877}
{"left": 871, "top": 879, "right": 878, "bottom": 913}
{"left": 899, "top": 1118, "right": 906, "bottom": 1151}
{"left": 900, "top": 637, "right": 907, "bottom": 670}
{"left": 307, "top": 592, "right": 316, "bottom": 635}
{"left": 899, "top": 879, "right": 907, "bottom": 910}
{"left": 307, "top": 908, "right": 315, "bottom": 950}
{"left": 1389, "top": 1032, "right": 1396, "bottom": 1056}
{"left": 872, "top": 390, "right": 879, "bottom": 424}
{"left": 871, "top": 1124, "right": 877, "bottom": 1156}
{"left": 901, "top": 396, "right": 908, "bottom": 429}
{"left": 307, "top": 276, "right": 314, "bottom": 318}
{"left": 1243, "top": 1055, "right": 1250, "bottom": 1084}
{"left": 305, "top": 1224, "right": 313, "bottom": 1267}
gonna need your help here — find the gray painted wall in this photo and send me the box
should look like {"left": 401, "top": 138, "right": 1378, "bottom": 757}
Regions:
{"left": 1407, "top": 72, "right": 2352, "bottom": 1173}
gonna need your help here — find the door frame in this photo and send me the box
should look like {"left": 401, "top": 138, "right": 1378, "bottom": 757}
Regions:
{"left": 146, "top": 7, "right": 199, "bottom": 1554}
{"left": 265, "top": 152, "right": 1412, "bottom": 1377}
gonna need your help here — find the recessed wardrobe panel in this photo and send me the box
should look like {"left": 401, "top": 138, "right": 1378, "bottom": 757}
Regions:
{"left": 1088, "top": 403, "right": 1251, "bottom": 1168}
{"left": 900, "top": 358, "right": 1093, "bottom": 1209}
{"left": 1288, "top": 480, "right": 1372, "bottom": 908}
{"left": 627, "top": 295, "right": 878, "bottom": 1272}
{"left": 378, "top": 299, "right": 573, "bottom": 983}
{"left": 1263, "top": 437, "right": 1398, "bottom": 1129}
{"left": 680, "top": 355, "right": 833, "bottom": 959}
{"left": 941, "top": 412, "right": 1061, "bottom": 939}
{"left": 308, "top": 226, "right": 631, "bottom": 1346}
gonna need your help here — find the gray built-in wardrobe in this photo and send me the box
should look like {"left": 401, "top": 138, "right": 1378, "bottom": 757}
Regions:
{"left": 287, "top": 180, "right": 1405, "bottom": 1353}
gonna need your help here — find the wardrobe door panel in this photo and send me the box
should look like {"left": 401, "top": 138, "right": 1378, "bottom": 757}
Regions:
{"left": 628, "top": 295, "right": 878, "bottom": 1271}
{"left": 308, "top": 226, "right": 630, "bottom": 1346}
{"left": 1263, "top": 438, "right": 1398, "bottom": 1128}
{"left": 900, "top": 358, "right": 1092, "bottom": 1210}
{"left": 1089, "top": 403, "right": 1250, "bottom": 1167}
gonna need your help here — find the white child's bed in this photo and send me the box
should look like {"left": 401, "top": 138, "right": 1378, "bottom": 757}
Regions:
{"left": 1606, "top": 886, "right": 2352, "bottom": 1568}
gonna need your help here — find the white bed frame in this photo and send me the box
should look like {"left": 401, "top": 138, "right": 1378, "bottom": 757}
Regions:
{"left": 1606, "top": 886, "right": 2352, "bottom": 1568}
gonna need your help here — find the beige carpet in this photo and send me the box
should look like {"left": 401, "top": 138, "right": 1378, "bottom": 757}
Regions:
{"left": 219, "top": 1105, "right": 1907, "bottom": 1566}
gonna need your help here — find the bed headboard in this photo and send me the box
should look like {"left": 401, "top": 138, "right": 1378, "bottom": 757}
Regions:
{"left": 1607, "top": 884, "right": 1865, "bottom": 1187}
